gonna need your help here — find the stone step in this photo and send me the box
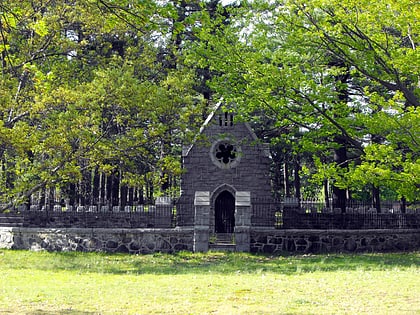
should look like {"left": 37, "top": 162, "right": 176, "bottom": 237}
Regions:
{"left": 209, "top": 243, "right": 236, "bottom": 252}
{"left": 0, "top": 215, "right": 24, "bottom": 227}
{"left": 211, "top": 233, "right": 235, "bottom": 244}
{"left": 0, "top": 222, "right": 23, "bottom": 227}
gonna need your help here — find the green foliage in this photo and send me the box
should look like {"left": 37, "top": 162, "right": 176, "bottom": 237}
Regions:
{"left": 1, "top": 0, "right": 418, "bottom": 207}
{"left": 195, "top": 0, "right": 419, "bottom": 200}
{"left": 0, "top": 0, "right": 207, "bottom": 208}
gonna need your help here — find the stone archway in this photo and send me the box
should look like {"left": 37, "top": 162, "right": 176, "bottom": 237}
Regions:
{"left": 214, "top": 190, "right": 235, "bottom": 233}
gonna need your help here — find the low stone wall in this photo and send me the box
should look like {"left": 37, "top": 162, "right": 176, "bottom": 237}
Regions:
{"left": 251, "top": 228, "right": 420, "bottom": 254}
{"left": 1, "top": 227, "right": 419, "bottom": 254}
{"left": 0, "top": 227, "right": 193, "bottom": 254}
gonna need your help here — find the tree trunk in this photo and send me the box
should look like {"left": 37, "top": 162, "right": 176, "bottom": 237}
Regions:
{"left": 372, "top": 185, "right": 381, "bottom": 213}
{"left": 118, "top": 169, "right": 127, "bottom": 208}
{"left": 401, "top": 196, "right": 407, "bottom": 213}
{"left": 98, "top": 172, "right": 103, "bottom": 206}
{"left": 332, "top": 137, "right": 347, "bottom": 213}
{"left": 293, "top": 156, "right": 301, "bottom": 201}
{"left": 128, "top": 187, "right": 134, "bottom": 206}
{"left": 68, "top": 183, "right": 76, "bottom": 207}
{"left": 330, "top": 59, "right": 350, "bottom": 213}
{"left": 112, "top": 172, "right": 119, "bottom": 207}
{"left": 283, "top": 162, "right": 291, "bottom": 198}
{"left": 323, "top": 179, "right": 330, "bottom": 209}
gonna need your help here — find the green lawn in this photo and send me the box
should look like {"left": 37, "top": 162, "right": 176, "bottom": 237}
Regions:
{"left": 0, "top": 250, "right": 419, "bottom": 314}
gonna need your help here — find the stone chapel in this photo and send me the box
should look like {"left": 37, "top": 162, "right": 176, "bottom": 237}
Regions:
{"left": 177, "top": 104, "right": 275, "bottom": 251}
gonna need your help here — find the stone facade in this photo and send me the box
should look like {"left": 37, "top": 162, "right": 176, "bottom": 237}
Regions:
{"left": 250, "top": 228, "right": 420, "bottom": 254}
{"left": 177, "top": 107, "right": 273, "bottom": 229}
{"left": 180, "top": 127, "right": 272, "bottom": 202}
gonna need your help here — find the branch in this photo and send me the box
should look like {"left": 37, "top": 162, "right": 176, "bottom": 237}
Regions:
{"left": 302, "top": 9, "right": 419, "bottom": 108}
{"left": 5, "top": 111, "right": 29, "bottom": 128}
{"left": 407, "top": 24, "right": 416, "bottom": 50}
{"left": 0, "top": 16, "right": 17, "bottom": 75}
{"left": 97, "top": 0, "right": 147, "bottom": 34}
{"left": 291, "top": 87, "right": 364, "bottom": 153}
{"left": 257, "top": 96, "right": 316, "bottom": 131}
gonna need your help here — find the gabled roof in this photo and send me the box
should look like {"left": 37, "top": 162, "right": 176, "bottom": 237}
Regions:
{"left": 182, "top": 101, "right": 270, "bottom": 157}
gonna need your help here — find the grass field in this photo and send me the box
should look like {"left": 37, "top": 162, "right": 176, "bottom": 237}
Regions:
{"left": 0, "top": 250, "right": 419, "bottom": 314}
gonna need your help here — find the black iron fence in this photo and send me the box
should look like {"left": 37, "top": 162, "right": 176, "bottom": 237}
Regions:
{"left": 175, "top": 198, "right": 195, "bottom": 227}
{"left": 0, "top": 204, "right": 176, "bottom": 229}
{"left": 282, "top": 210, "right": 420, "bottom": 229}
{"left": 252, "top": 197, "right": 281, "bottom": 228}
{"left": 280, "top": 198, "right": 420, "bottom": 229}
{"left": 284, "top": 198, "right": 419, "bottom": 214}
{"left": 1, "top": 198, "right": 419, "bottom": 230}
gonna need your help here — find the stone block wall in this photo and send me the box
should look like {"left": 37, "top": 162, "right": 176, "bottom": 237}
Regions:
{"left": 0, "top": 227, "right": 193, "bottom": 254}
{"left": 251, "top": 229, "right": 420, "bottom": 254}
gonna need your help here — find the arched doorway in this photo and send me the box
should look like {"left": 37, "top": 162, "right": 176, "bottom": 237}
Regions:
{"left": 214, "top": 191, "right": 235, "bottom": 233}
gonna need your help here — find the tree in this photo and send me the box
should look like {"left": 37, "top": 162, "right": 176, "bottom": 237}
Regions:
{"left": 0, "top": 0, "right": 205, "bottom": 210}
{"left": 194, "top": 0, "right": 419, "bottom": 204}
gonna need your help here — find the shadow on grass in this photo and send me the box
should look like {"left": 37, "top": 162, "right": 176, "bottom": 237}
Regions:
{"left": 131, "top": 251, "right": 420, "bottom": 275}
{"left": 30, "top": 310, "right": 96, "bottom": 315}
{"left": 1, "top": 249, "right": 419, "bottom": 275}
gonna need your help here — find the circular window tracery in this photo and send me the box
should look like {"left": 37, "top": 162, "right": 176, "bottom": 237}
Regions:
{"left": 210, "top": 140, "right": 241, "bottom": 169}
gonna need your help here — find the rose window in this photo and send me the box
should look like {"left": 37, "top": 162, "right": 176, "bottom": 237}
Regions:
{"left": 215, "top": 143, "right": 236, "bottom": 165}
{"left": 210, "top": 140, "right": 241, "bottom": 169}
